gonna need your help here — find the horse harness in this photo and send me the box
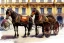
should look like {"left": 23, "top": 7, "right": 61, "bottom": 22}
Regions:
{"left": 15, "top": 15, "right": 29, "bottom": 24}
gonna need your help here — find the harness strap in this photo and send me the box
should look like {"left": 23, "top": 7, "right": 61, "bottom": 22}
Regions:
{"left": 16, "top": 15, "right": 20, "bottom": 23}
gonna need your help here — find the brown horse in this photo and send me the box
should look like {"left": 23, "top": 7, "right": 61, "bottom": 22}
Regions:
{"left": 6, "top": 8, "right": 33, "bottom": 37}
{"left": 31, "top": 9, "right": 51, "bottom": 37}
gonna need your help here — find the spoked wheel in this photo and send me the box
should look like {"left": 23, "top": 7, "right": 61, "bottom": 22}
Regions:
{"left": 1, "top": 24, "right": 10, "bottom": 31}
{"left": 59, "top": 23, "right": 63, "bottom": 29}
{"left": 53, "top": 22, "right": 59, "bottom": 35}
{"left": 4, "top": 25, "right": 10, "bottom": 31}
{"left": 43, "top": 22, "right": 51, "bottom": 38}
{"left": 44, "top": 27, "right": 51, "bottom": 38}
{"left": 1, "top": 21, "right": 10, "bottom": 31}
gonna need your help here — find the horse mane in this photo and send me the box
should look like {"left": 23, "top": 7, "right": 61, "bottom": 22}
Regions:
{"left": 35, "top": 9, "right": 40, "bottom": 15}
{"left": 10, "top": 10, "right": 18, "bottom": 20}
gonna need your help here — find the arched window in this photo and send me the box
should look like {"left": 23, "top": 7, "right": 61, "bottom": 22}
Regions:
{"left": 22, "top": 0, "right": 26, "bottom": 2}
{"left": 40, "top": 0, "right": 44, "bottom": 2}
{"left": 1, "top": 8, "right": 4, "bottom": 14}
{"left": 22, "top": 8, "right": 26, "bottom": 15}
{"left": 48, "top": 0, "right": 52, "bottom": 2}
{"left": 57, "top": 0, "right": 61, "bottom": 2}
{"left": 15, "top": 8, "right": 18, "bottom": 13}
{"left": 16, "top": 0, "right": 19, "bottom": 3}
{"left": 32, "top": 0, "right": 36, "bottom": 2}
{"left": 57, "top": 8, "right": 62, "bottom": 14}
{"left": 40, "top": 8, "right": 44, "bottom": 14}
{"left": 1, "top": 0, "right": 4, "bottom": 3}
{"left": 47, "top": 8, "right": 52, "bottom": 14}
{"left": 9, "top": 0, "right": 12, "bottom": 3}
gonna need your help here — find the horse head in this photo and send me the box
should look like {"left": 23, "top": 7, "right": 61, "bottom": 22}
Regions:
{"left": 6, "top": 8, "right": 13, "bottom": 19}
{"left": 31, "top": 9, "right": 40, "bottom": 17}
{"left": 31, "top": 9, "right": 36, "bottom": 17}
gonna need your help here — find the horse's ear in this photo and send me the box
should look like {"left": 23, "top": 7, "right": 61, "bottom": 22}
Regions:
{"left": 6, "top": 10, "right": 8, "bottom": 15}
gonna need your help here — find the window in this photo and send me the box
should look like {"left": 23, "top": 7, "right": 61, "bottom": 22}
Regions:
{"left": 47, "top": 8, "right": 52, "bottom": 14}
{"left": 9, "top": 0, "right": 12, "bottom": 3}
{"left": 57, "top": 0, "right": 61, "bottom": 2}
{"left": 57, "top": 8, "right": 62, "bottom": 14}
{"left": 32, "top": 0, "right": 36, "bottom": 2}
{"left": 15, "top": 8, "right": 18, "bottom": 13}
{"left": 22, "top": 8, "right": 26, "bottom": 14}
{"left": 1, "top": 8, "right": 4, "bottom": 14}
{"left": 16, "top": 0, "right": 19, "bottom": 3}
{"left": 1, "top": 0, "right": 4, "bottom": 3}
{"left": 40, "top": 0, "right": 44, "bottom": 2}
{"left": 48, "top": 0, "right": 52, "bottom": 2}
{"left": 22, "top": 0, "right": 26, "bottom": 2}
{"left": 40, "top": 8, "right": 44, "bottom": 14}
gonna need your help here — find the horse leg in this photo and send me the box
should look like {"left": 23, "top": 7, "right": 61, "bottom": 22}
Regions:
{"left": 35, "top": 25, "right": 39, "bottom": 36}
{"left": 27, "top": 27, "right": 30, "bottom": 36}
{"left": 13, "top": 25, "right": 16, "bottom": 37}
{"left": 42, "top": 26, "right": 44, "bottom": 36}
{"left": 27, "top": 17, "right": 33, "bottom": 36}
{"left": 27, "top": 22, "right": 33, "bottom": 36}
{"left": 24, "top": 26, "right": 26, "bottom": 37}
{"left": 27, "top": 25, "right": 32, "bottom": 36}
{"left": 53, "top": 22, "right": 59, "bottom": 35}
{"left": 17, "top": 26, "right": 19, "bottom": 37}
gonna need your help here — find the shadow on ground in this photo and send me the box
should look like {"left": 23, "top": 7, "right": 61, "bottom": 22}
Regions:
{"left": 1, "top": 35, "right": 16, "bottom": 39}
{"left": 29, "top": 34, "right": 57, "bottom": 38}
{"left": 1, "top": 34, "right": 57, "bottom": 39}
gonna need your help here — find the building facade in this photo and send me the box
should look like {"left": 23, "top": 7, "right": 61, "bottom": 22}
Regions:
{"left": 0, "top": 0, "right": 64, "bottom": 17}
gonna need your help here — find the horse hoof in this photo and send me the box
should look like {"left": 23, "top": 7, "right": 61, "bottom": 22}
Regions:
{"left": 23, "top": 34, "right": 26, "bottom": 37}
{"left": 23, "top": 35, "right": 26, "bottom": 38}
{"left": 35, "top": 34, "right": 38, "bottom": 37}
{"left": 42, "top": 34, "right": 44, "bottom": 37}
{"left": 35, "top": 35, "right": 37, "bottom": 37}
{"left": 45, "top": 34, "right": 50, "bottom": 38}
{"left": 27, "top": 33, "right": 30, "bottom": 36}
{"left": 35, "top": 33, "right": 38, "bottom": 36}
{"left": 17, "top": 34, "right": 19, "bottom": 37}
{"left": 14, "top": 35, "right": 16, "bottom": 38}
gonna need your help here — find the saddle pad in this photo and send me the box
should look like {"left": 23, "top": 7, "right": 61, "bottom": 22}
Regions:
{"left": 20, "top": 16, "right": 29, "bottom": 22}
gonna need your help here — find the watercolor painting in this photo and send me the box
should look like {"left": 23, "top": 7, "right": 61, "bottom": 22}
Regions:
{"left": 0, "top": 0, "right": 64, "bottom": 43}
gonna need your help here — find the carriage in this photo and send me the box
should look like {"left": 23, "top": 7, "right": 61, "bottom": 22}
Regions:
{"left": 1, "top": 8, "right": 59, "bottom": 38}
{"left": 31, "top": 9, "right": 59, "bottom": 37}
{"left": 0, "top": 16, "right": 11, "bottom": 31}
{"left": 45, "top": 14, "right": 59, "bottom": 37}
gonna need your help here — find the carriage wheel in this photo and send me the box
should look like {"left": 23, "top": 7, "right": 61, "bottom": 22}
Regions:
{"left": 3, "top": 24, "right": 10, "bottom": 31}
{"left": 1, "top": 22, "right": 10, "bottom": 31}
{"left": 53, "top": 27, "right": 59, "bottom": 35}
{"left": 53, "top": 22, "right": 59, "bottom": 35}
{"left": 44, "top": 26, "right": 51, "bottom": 38}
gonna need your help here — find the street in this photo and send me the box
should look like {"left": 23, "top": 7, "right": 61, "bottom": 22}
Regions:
{"left": 0, "top": 24, "right": 64, "bottom": 43}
